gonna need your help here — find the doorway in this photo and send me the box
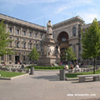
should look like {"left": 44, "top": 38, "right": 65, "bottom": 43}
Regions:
{"left": 15, "top": 56, "right": 20, "bottom": 64}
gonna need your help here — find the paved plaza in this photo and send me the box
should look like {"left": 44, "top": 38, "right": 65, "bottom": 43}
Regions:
{"left": 0, "top": 70, "right": 100, "bottom": 100}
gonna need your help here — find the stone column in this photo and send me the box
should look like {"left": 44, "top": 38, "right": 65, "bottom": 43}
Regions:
{"left": 19, "top": 53, "right": 23, "bottom": 64}
{"left": 13, "top": 25, "right": 16, "bottom": 35}
{"left": 20, "top": 27, "right": 23, "bottom": 37}
{"left": 76, "top": 44, "right": 79, "bottom": 61}
{"left": 12, "top": 54, "right": 15, "bottom": 65}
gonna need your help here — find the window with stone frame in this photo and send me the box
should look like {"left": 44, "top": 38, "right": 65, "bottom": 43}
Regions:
{"left": 35, "top": 33, "right": 37, "bottom": 38}
{"left": 17, "top": 29, "right": 19, "bottom": 34}
{"left": 9, "top": 27, "right": 12, "bottom": 33}
{"left": 29, "top": 43, "right": 32, "bottom": 49}
{"left": 36, "top": 44, "right": 38, "bottom": 49}
{"left": 17, "top": 38, "right": 19, "bottom": 41}
{"left": 16, "top": 42, "right": 19, "bottom": 48}
{"left": 23, "top": 42, "right": 26, "bottom": 49}
{"left": 9, "top": 55, "right": 12, "bottom": 60}
{"left": 23, "top": 31, "right": 26, "bottom": 35}
{"left": 29, "top": 32, "right": 32, "bottom": 37}
{"left": 40, "top": 34, "right": 43, "bottom": 39}
{"left": 23, "top": 56, "right": 25, "bottom": 61}
{"left": 72, "top": 27, "right": 76, "bottom": 36}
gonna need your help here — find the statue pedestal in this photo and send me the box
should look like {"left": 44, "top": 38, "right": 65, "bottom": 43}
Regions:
{"left": 38, "top": 56, "right": 60, "bottom": 66}
{"left": 37, "top": 20, "right": 60, "bottom": 66}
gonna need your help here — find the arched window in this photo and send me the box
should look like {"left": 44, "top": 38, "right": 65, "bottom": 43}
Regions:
{"left": 40, "top": 34, "right": 43, "bottom": 39}
{"left": 36, "top": 44, "right": 38, "bottom": 49}
{"left": 29, "top": 43, "right": 32, "bottom": 49}
{"left": 16, "top": 42, "right": 19, "bottom": 48}
{"left": 30, "top": 43, "right": 32, "bottom": 49}
{"left": 23, "top": 43, "right": 26, "bottom": 49}
{"left": 57, "top": 32, "right": 69, "bottom": 43}
{"left": 17, "top": 29, "right": 19, "bottom": 34}
{"left": 29, "top": 32, "right": 32, "bottom": 37}
{"left": 72, "top": 27, "right": 76, "bottom": 36}
{"left": 62, "top": 37, "right": 66, "bottom": 42}
{"left": 23, "top": 31, "right": 26, "bottom": 35}
{"left": 35, "top": 33, "right": 37, "bottom": 38}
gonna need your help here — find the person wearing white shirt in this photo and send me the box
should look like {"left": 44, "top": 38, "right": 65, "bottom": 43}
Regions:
{"left": 75, "top": 63, "right": 79, "bottom": 69}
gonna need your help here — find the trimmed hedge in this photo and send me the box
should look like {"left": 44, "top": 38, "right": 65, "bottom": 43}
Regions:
{"left": 26, "top": 65, "right": 64, "bottom": 70}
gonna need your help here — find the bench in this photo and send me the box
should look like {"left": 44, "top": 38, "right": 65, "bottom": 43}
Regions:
{"left": 77, "top": 74, "right": 100, "bottom": 82}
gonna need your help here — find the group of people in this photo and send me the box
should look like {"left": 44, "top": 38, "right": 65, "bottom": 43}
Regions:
{"left": 64, "top": 62, "right": 79, "bottom": 70}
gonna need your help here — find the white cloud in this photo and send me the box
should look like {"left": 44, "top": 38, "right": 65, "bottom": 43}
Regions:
{"left": 77, "top": 7, "right": 100, "bottom": 24}
{"left": 79, "top": 13, "right": 99, "bottom": 24}
{"left": 55, "top": 0, "right": 94, "bottom": 13}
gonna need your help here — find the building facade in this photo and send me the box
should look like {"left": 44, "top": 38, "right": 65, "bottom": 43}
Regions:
{"left": 53, "top": 16, "right": 84, "bottom": 62}
{"left": 0, "top": 14, "right": 46, "bottom": 65}
{"left": 0, "top": 13, "right": 100, "bottom": 65}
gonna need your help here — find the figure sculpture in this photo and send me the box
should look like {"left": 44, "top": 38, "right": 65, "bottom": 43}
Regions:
{"left": 47, "top": 46, "right": 52, "bottom": 56}
{"left": 47, "top": 20, "right": 53, "bottom": 38}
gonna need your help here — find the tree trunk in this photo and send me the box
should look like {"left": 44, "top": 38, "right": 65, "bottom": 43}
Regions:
{"left": 93, "top": 58, "right": 95, "bottom": 74}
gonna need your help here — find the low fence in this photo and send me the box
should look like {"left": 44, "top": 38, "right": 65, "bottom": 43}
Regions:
{"left": 59, "top": 67, "right": 99, "bottom": 81}
{"left": 0, "top": 66, "right": 29, "bottom": 73}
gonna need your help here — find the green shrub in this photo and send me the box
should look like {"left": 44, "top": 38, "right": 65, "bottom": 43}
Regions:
{"left": 26, "top": 65, "right": 65, "bottom": 70}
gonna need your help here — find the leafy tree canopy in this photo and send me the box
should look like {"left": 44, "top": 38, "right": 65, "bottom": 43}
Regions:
{"left": 0, "top": 21, "right": 13, "bottom": 56}
{"left": 65, "top": 47, "right": 76, "bottom": 61}
{"left": 28, "top": 47, "right": 39, "bottom": 61}
{"left": 81, "top": 18, "right": 100, "bottom": 74}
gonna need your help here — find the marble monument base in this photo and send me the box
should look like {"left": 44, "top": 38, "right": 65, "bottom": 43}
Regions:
{"left": 38, "top": 56, "right": 60, "bottom": 66}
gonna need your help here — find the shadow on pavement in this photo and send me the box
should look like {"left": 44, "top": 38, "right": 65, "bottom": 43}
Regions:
{"left": 71, "top": 80, "right": 98, "bottom": 84}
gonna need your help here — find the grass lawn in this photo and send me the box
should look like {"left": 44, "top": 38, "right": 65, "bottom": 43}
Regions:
{"left": 65, "top": 69, "right": 100, "bottom": 78}
{"left": 0, "top": 71, "right": 25, "bottom": 78}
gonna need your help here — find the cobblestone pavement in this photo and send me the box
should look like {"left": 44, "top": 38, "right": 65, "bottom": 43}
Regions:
{"left": 0, "top": 70, "right": 100, "bottom": 100}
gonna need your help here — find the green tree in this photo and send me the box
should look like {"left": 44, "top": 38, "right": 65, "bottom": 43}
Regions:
{"left": 0, "top": 21, "right": 13, "bottom": 56}
{"left": 81, "top": 18, "right": 100, "bottom": 74}
{"left": 65, "top": 47, "right": 76, "bottom": 62}
{"left": 28, "top": 47, "right": 39, "bottom": 62}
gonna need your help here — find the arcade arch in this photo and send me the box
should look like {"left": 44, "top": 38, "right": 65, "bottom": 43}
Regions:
{"left": 57, "top": 31, "right": 69, "bottom": 61}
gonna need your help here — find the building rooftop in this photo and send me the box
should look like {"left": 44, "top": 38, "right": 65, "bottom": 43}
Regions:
{"left": 53, "top": 16, "right": 85, "bottom": 29}
{"left": 0, "top": 13, "right": 46, "bottom": 31}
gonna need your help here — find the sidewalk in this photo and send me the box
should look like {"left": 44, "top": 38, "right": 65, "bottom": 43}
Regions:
{"left": 0, "top": 70, "right": 100, "bottom": 100}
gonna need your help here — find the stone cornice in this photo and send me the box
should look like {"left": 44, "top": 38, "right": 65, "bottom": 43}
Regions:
{"left": 0, "top": 13, "right": 46, "bottom": 32}
{"left": 53, "top": 16, "right": 84, "bottom": 29}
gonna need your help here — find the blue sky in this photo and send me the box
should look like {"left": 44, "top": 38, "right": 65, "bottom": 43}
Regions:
{"left": 0, "top": 0, "right": 100, "bottom": 26}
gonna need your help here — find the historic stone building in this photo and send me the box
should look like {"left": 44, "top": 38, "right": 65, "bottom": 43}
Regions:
{"left": 0, "top": 14, "right": 46, "bottom": 65}
{"left": 0, "top": 13, "right": 100, "bottom": 65}
{"left": 53, "top": 16, "right": 84, "bottom": 62}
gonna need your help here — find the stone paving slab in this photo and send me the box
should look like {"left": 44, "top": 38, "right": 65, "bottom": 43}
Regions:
{"left": 0, "top": 70, "right": 100, "bottom": 100}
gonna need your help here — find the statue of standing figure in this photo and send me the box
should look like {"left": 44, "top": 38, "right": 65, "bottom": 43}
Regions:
{"left": 47, "top": 20, "right": 53, "bottom": 38}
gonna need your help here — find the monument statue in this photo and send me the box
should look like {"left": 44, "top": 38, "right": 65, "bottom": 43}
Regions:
{"left": 38, "top": 20, "right": 60, "bottom": 66}
{"left": 47, "top": 20, "right": 53, "bottom": 38}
